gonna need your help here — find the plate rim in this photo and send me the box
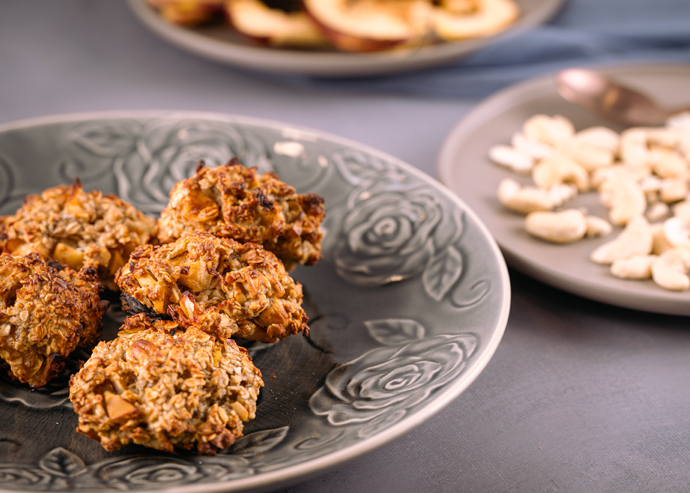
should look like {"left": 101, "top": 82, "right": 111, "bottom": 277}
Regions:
{"left": 0, "top": 109, "right": 511, "bottom": 493}
{"left": 124, "top": 0, "right": 566, "bottom": 77}
{"left": 437, "top": 61, "right": 690, "bottom": 316}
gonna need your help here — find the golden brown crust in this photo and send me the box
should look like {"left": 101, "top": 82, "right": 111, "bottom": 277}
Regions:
{"left": 69, "top": 313, "right": 263, "bottom": 455}
{"left": 0, "top": 179, "right": 156, "bottom": 289}
{"left": 156, "top": 160, "right": 325, "bottom": 270}
{"left": 115, "top": 232, "right": 309, "bottom": 343}
{"left": 0, "top": 253, "right": 107, "bottom": 387}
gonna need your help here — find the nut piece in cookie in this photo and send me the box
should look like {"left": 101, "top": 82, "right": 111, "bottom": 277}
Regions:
{"left": 116, "top": 232, "right": 309, "bottom": 343}
{"left": 0, "top": 179, "right": 156, "bottom": 289}
{"left": 69, "top": 313, "right": 264, "bottom": 454}
{"left": 0, "top": 253, "right": 108, "bottom": 387}
{"left": 156, "top": 159, "right": 325, "bottom": 270}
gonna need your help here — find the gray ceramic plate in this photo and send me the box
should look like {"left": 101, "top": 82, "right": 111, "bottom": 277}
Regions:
{"left": 0, "top": 111, "right": 509, "bottom": 492}
{"left": 126, "top": 0, "right": 564, "bottom": 77}
{"left": 438, "top": 63, "right": 690, "bottom": 315}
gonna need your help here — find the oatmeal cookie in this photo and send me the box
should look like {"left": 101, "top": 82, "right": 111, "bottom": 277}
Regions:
{"left": 156, "top": 159, "right": 325, "bottom": 270}
{"left": 69, "top": 313, "right": 263, "bottom": 454}
{"left": 0, "top": 253, "right": 108, "bottom": 387}
{"left": 0, "top": 179, "right": 156, "bottom": 289}
{"left": 116, "top": 232, "right": 308, "bottom": 343}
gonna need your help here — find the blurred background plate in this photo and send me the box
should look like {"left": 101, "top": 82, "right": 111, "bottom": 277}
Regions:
{"left": 438, "top": 63, "right": 690, "bottom": 315}
{"left": 0, "top": 111, "right": 509, "bottom": 492}
{"left": 126, "top": 0, "right": 565, "bottom": 77}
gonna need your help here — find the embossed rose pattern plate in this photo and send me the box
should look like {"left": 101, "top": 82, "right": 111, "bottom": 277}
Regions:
{"left": 0, "top": 112, "right": 509, "bottom": 492}
{"left": 438, "top": 63, "right": 690, "bottom": 315}
{"left": 126, "top": 0, "right": 565, "bottom": 77}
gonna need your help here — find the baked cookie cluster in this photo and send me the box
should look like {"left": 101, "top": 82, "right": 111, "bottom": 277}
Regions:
{"left": 0, "top": 159, "right": 324, "bottom": 455}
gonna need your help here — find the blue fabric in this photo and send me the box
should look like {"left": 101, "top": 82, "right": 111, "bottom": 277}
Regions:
{"left": 269, "top": 0, "right": 690, "bottom": 98}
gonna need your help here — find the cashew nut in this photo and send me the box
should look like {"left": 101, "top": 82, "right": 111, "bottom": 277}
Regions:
{"left": 573, "top": 126, "right": 620, "bottom": 153}
{"left": 673, "top": 201, "right": 690, "bottom": 224}
{"left": 498, "top": 178, "right": 552, "bottom": 213}
{"left": 646, "top": 127, "right": 682, "bottom": 150}
{"left": 590, "top": 164, "right": 649, "bottom": 189}
{"left": 651, "top": 222, "right": 675, "bottom": 255}
{"left": 590, "top": 216, "right": 653, "bottom": 264}
{"left": 532, "top": 154, "right": 589, "bottom": 191}
{"left": 651, "top": 248, "right": 690, "bottom": 291}
{"left": 585, "top": 215, "right": 612, "bottom": 238}
{"left": 667, "top": 112, "right": 690, "bottom": 160}
{"left": 666, "top": 111, "right": 690, "bottom": 131}
{"left": 648, "top": 148, "right": 688, "bottom": 178}
{"left": 646, "top": 202, "right": 669, "bottom": 222}
{"left": 523, "top": 114, "right": 575, "bottom": 147}
{"left": 662, "top": 216, "right": 690, "bottom": 250}
{"left": 497, "top": 178, "right": 576, "bottom": 214}
{"left": 598, "top": 176, "right": 647, "bottom": 226}
{"left": 659, "top": 177, "right": 688, "bottom": 203}
{"left": 489, "top": 144, "right": 534, "bottom": 173}
{"left": 620, "top": 127, "right": 651, "bottom": 167}
{"left": 611, "top": 255, "right": 657, "bottom": 280}
{"left": 524, "top": 209, "right": 587, "bottom": 243}
{"left": 561, "top": 138, "right": 614, "bottom": 172}
{"left": 511, "top": 131, "right": 554, "bottom": 160}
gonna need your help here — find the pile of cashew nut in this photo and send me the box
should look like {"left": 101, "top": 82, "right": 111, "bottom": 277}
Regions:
{"left": 491, "top": 111, "right": 690, "bottom": 291}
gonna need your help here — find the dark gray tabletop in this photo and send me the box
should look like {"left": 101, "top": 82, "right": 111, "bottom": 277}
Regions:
{"left": 1, "top": 2, "right": 690, "bottom": 492}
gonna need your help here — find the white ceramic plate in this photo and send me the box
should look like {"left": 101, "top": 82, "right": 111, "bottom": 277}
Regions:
{"left": 126, "top": 0, "right": 564, "bottom": 77}
{"left": 0, "top": 111, "right": 509, "bottom": 492}
{"left": 438, "top": 63, "right": 690, "bottom": 315}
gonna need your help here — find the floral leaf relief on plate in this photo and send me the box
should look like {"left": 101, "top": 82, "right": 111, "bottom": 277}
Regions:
{"left": 0, "top": 463, "right": 57, "bottom": 490}
{"left": 96, "top": 455, "right": 255, "bottom": 489}
{"left": 422, "top": 245, "right": 463, "bottom": 302}
{"left": 331, "top": 148, "right": 406, "bottom": 188}
{"left": 364, "top": 319, "right": 425, "bottom": 346}
{"left": 69, "top": 121, "right": 140, "bottom": 157}
{"left": 310, "top": 331, "right": 478, "bottom": 437}
{"left": 38, "top": 448, "right": 85, "bottom": 478}
{"left": 226, "top": 426, "right": 289, "bottom": 459}
{"left": 0, "top": 448, "right": 260, "bottom": 491}
{"left": 451, "top": 279, "right": 491, "bottom": 308}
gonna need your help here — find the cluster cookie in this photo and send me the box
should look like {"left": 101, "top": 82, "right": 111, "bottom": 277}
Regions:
{"left": 116, "top": 232, "right": 309, "bottom": 343}
{"left": 0, "top": 159, "right": 324, "bottom": 455}
{"left": 157, "top": 159, "right": 325, "bottom": 270}
{"left": 0, "top": 253, "right": 107, "bottom": 387}
{"left": 69, "top": 314, "right": 263, "bottom": 454}
{"left": 0, "top": 179, "right": 156, "bottom": 289}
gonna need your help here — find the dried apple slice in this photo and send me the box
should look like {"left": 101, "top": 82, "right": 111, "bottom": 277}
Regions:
{"left": 225, "top": 0, "right": 328, "bottom": 47}
{"left": 432, "top": 0, "right": 520, "bottom": 41}
{"left": 302, "top": 0, "right": 432, "bottom": 53}
{"left": 146, "top": 0, "right": 224, "bottom": 25}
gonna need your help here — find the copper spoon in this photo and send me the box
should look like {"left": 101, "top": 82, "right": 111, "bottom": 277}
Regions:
{"left": 556, "top": 68, "right": 690, "bottom": 127}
